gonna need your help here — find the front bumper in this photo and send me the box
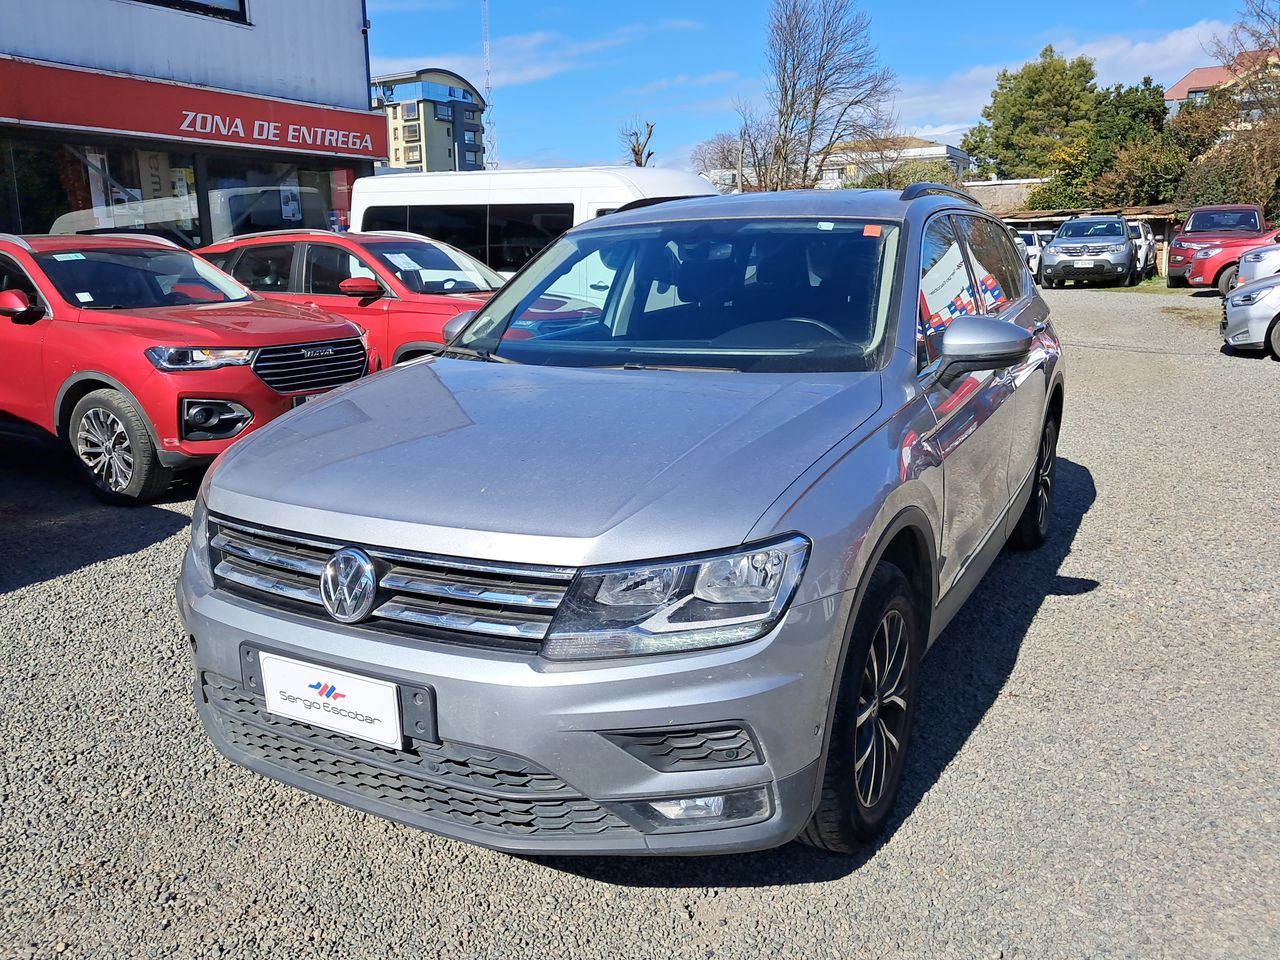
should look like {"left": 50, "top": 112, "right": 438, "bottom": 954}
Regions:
{"left": 1166, "top": 260, "right": 1191, "bottom": 280}
{"left": 1221, "top": 296, "right": 1272, "bottom": 350}
{"left": 1041, "top": 255, "right": 1132, "bottom": 281}
{"left": 177, "top": 550, "right": 838, "bottom": 855}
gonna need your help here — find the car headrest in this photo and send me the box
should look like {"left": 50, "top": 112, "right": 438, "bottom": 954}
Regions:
{"left": 677, "top": 256, "right": 737, "bottom": 305}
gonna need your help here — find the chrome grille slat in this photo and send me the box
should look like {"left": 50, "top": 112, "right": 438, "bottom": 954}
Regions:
{"left": 211, "top": 531, "right": 325, "bottom": 576}
{"left": 252, "top": 337, "right": 366, "bottom": 393}
{"left": 215, "top": 557, "right": 322, "bottom": 605}
{"left": 208, "top": 516, "right": 572, "bottom": 651}
{"left": 374, "top": 599, "right": 552, "bottom": 640}
{"left": 380, "top": 568, "right": 565, "bottom": 610}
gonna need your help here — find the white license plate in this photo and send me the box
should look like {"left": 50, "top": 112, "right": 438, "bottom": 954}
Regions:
{"left": 291, "top": 394, "right": 317, "bottom": 408}
{"left": 260, "top": 653, "right": 402, "bottom": 747}
{"left": 1074, "top": 259, "right": 1095, "bottom": 268}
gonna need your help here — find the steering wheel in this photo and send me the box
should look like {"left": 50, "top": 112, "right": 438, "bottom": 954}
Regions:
{"left": 442, "top": 277, "right": 458, "bottom": 291}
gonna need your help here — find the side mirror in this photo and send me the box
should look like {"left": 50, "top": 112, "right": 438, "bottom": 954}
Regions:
{"left": 442, "top": 309, "right": 476, "bottom": 344}
{"left": 938, "top": 314, "right": 1032, "bottom": 381}
{"left": 0, "top": 289, "right": 45, "bottom": 324}
{"left": 339, "top": 276, "right": 382, "bottom": 299}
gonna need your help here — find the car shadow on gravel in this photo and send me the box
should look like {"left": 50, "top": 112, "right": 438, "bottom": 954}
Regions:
{"left": 539, "top": 458, "right": 1098, "bottom": 888}
{"left": 0, "top": 437, "right": 192, "bottom": 595}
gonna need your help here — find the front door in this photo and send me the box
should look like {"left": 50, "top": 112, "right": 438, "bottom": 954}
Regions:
{"left": 0, "top": 253, "right": 52, "bottom": 430}
{"left": 916, "top": 215, "right": 1016, "bottom": 597}
{"left": 954, "top": 214, "right": 1048, "bottom": 499}
{"left": 281, "top": 242, "right": 391, "bottom": 359}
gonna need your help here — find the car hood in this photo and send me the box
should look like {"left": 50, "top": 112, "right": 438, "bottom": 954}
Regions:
{"left": 1177, "top": 231, "right": 1266, "bottom": 246}
{"left": 208, "top": 359, "right": 883, "bottom": 567}
{"left": 77, "top": 298, "right": 359, "bottom": 345}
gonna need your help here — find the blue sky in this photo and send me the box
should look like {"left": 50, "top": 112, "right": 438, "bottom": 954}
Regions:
{"left": 366, "top": 0, "right": 1231, "bottom": 169}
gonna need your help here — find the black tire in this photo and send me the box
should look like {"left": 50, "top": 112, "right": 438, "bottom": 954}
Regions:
{"left": 799, "top": 562, "right": 922, "bottom": 853}
{"left": 1166, "top": 274, "right": 1185, "bottom": 288}
{"left": 1010, "top": 416, "right": 1059, "bottom": 550}
{"left": 1043, "top": 277, "right": 1056, "bottom": 289}
{"left": 1126, "top": 262, "right": 1141, "bottom": 286}
{"left": 1217, "top": 265, "right": 1239, "bottom": 298}
{"left": 69, "top": 389, "right": 172, "bottom": 504}
{"left": 1268, "top": 319, "right": 1280, "bottom": 362}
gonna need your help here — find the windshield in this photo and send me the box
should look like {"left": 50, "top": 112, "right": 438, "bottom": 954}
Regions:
{"left": 363, "top": 239, "right": 504, "bottom": 293}
{"left": 1056, "top": 220, "right": 1124, "bottom": 239}
{"left": 1185, "top": 209, "right": 1260, "bottom": 233}
{"left": 1018, "top": 232, "right": 1036, "bottom": 246}
{"left": 457, "top": 218, "right": 901, "bottom": 373}
{"left": 36, "top": 247, "right": 253, "bottom": 309}
{"left": 1128, "top": 224, "right": 1142, "bottom": 238}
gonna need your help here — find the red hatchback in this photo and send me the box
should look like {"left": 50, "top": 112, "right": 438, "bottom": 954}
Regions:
{"left": 0, "top": 234, "right": 367, "bottom": 503}
{"left": 198, "top": 230, "right": 503, "bottom": 365}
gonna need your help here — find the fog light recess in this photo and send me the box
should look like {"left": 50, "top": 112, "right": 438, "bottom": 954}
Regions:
{"left": 181, "top": 399, "right": 252, "bottom": 441}
{"left": 619, "top": 787, "right": 771, "bottom": 831}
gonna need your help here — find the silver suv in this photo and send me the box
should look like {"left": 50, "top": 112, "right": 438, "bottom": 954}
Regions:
{"left": 1040, "top": 216, "right": 1139, "bottom": 287}
{"left": 178, "top": 184, "right": 1066, "bottom": 856}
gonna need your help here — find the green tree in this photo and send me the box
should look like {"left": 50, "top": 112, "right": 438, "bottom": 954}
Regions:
{"left": 1092, "top": 138, "right": 1189, "bottom": 205}
{"left": 1024, "top": 141, "right": 1095, "bottom": 208}
{"left": 1094, "top": 78, "right": 1167, "bottom": 149}
{"left": 962, "top": 46, "right": 1099, "bottom": 178}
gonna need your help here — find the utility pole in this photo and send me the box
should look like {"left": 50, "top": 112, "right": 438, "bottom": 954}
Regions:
{"left": 482, "top": 0, "right": 497, "bottom": 169}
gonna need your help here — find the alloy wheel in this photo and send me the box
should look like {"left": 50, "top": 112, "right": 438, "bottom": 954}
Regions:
{"left": 76, "top": 407, "right": 134, "bottom": 493}
{"left": 1035, "top": 422, "right": 1057, "bottom": 532}
{"left": 853, "top": 609, "right": 911, "bottom": 808}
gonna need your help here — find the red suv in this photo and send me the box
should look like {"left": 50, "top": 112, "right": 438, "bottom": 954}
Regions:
{"left": 1168, "top": 204, "right": 1267, "bottom": 292}
{"left": 0, "top": 234, "right": 368, "bottom": 503}
{"left": 198, "top": 230, "right": 503, "bottom": 364}
{"left": 1187, "top": 225, "right": 1280, "bottom": 296}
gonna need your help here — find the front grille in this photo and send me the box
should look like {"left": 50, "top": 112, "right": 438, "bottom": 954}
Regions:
{"left": 252, "top": 337, "right": 367, "bottom": 393}
{"left": 202, "top": 673, "right": 631, "bottom": 837}
{"left": 606, "top": 725, "right": 760, "bottom": 772}
{"left": 209, "top": 516, "right": 575, "bottom": 653}
{"left": 1056, "top": 244, "right": 1115, "bottom": 257}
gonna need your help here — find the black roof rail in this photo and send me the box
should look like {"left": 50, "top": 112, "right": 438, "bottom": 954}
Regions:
{"left": 609, "top": 195, "right": 703, "bottom": 216}
{"left": 899, "top": 182, "right": 981, "bottom": 206}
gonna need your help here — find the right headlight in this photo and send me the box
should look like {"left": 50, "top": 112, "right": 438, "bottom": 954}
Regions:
{"left": 1229, "top": 285, "right": 1276, "bottom": 307}
{"left": 542, "top": 535, "right": 810, "bottom": 660}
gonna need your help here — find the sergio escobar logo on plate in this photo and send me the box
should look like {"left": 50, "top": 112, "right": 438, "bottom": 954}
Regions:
{"left": 278, "top": 685, "right": 383, "bottom": 728}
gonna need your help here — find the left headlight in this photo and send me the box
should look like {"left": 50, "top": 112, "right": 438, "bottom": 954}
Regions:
{"left": 1192, "top": 248, "right": 1222, "bottom": 260}
{"left": 1229, "top": 285, "right": 1276, "bottom": 307}
{"left": 145, "top": 346, "right": 255, "bottom": 371}
{"left": 189, "top": 482, "right": 214, "bottom": 584}
{"left": 542, "top": 535, "right": 810, "bottom": 660}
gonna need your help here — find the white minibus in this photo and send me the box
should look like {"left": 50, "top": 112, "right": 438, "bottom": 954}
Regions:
{"left": 350, "top": 166, "right": 718, "bottom": 275}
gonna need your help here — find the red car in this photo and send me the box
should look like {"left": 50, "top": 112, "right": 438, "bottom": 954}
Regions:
{"left": 0, "top": 234, "right": 368, "bottom": 503}
{"left": 198, "top": 230, "right": 504, "bottom": 365}
{"left": 1187, "top": 224, "right": 1280, "bottom": 296}
{"left": 1167, "top": 204, "right": 1267, "bottom": 293}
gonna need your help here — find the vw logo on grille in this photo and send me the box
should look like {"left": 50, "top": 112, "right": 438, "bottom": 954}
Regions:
{"left": 320, "top": 547, "right": 378, "bottom": 623}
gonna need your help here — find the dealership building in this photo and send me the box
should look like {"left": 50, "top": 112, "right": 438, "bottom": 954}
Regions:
{"left": 0, "top": 0, "right": 387, "bottom": 245}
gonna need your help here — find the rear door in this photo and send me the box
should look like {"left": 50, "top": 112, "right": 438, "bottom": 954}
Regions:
{"left": 954, "top": 213, "right": 1049, "bottom": 502}
{"left": 916, "top": 215, "right": 1016, "bottom": 598}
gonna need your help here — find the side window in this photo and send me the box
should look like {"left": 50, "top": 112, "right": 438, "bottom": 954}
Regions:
{"left": 362, "top": 205, "right": 408, "bottom": 232}
{"left": 201, "top": 250, "right": 237, "bottom": 272}
{"left": 231, "top": 244, "right": 295, "bottom": 292}
{"left": 405, "top": 205, "right": 488, "bottom": 264}
{"left": 488, "top": 204, "right": 574, "bottom": 273}
{"left": 955, "top": 216, "right": 1026, "bottom": 313}
{"left": 0, "top": 255, "right": 40, "bottom": 306}
{"left": 917, "top": 216, "right": 977, "bottom": 367}
{"left": 539, "top": 250, "right": 617, "bottom": 313}
{"left": 304, "top": 245, "right": 377, "bottom": 295}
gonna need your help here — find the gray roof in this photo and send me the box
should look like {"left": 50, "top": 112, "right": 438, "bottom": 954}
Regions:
{"left": 576, "top": 188, "right": 973, "bottom": 232}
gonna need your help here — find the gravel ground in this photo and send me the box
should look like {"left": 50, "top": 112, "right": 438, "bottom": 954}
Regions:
{"left": 2, "top": 287, "right": 1277, "bottom": 959}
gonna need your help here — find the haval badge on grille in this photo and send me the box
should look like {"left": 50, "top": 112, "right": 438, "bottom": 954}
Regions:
{"left": 303, "top": 347, "right": 336, "bottom": 359}
{"left": 320, "top": 547, "right": 377, "bottom": 623}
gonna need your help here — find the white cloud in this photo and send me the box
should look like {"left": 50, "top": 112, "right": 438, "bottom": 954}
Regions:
{"left": 895, "top": 19, "right": 1231, "bottom": 143}
{"left": 371, "top": 21, "right": 702, "bottom": 90}
{"left": 622, "top": 71, "right": 738, "bottom": 97}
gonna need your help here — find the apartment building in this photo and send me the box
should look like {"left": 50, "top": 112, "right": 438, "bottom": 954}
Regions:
{"left": 371, "top": 68, "right": 485, "bottom": 172}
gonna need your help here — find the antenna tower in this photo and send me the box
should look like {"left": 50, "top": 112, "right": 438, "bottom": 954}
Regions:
{"left": 483, "top": 0, "right": 497, "bottom": 168}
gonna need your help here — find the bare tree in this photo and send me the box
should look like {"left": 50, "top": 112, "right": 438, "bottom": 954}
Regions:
{"left": 690, "top": 132, "right": 742, "bottom": 173}
{"left": 846, "top": 106, "right": 906, "bottom": 187}
{"left": 1209, "top": 0, "right": 1280, "bottom": 119}
{"left": 739, "top": 0, "right": 895, "bottom": 190}
{"left": 619, "top": 119, "right": 656, "bottom": 167}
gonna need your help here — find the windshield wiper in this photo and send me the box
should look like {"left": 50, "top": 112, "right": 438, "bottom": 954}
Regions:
{"left": 437, "top": 344, "right": 519, "bottom": 364}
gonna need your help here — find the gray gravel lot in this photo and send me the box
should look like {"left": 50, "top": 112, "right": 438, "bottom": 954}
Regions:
{"left": 2, "top": 287, "right": 1277, "bottom": 959}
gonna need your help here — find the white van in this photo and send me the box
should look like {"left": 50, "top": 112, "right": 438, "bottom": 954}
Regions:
{"left": 350, "top": 166, "right": 718, "bottom": 275}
